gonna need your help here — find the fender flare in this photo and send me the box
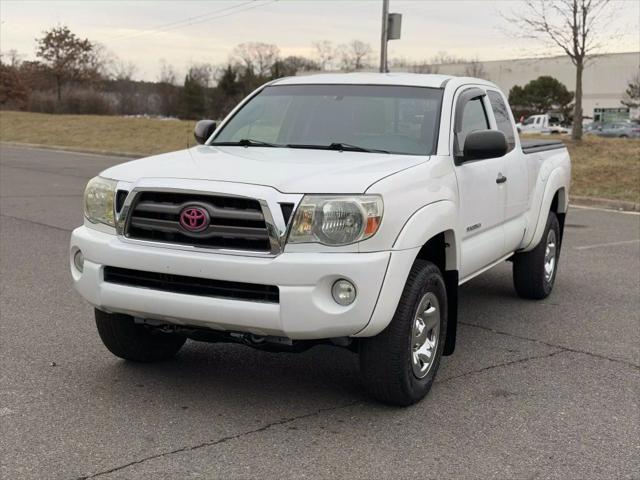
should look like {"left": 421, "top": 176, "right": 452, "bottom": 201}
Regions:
{"left": 521, "top": 167, "right": 569, "bottom": 252}
{"left": 393, "top": 200, "right": 459, "bottom": 270}
{"left": 355, "top": 201, "right": 459, "bottom": 341}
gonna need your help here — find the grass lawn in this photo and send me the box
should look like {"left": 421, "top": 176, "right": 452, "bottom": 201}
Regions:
{"left": 1, "top": 110, "right": 638, "bottom": 203}
{"left": 0, "top": 110, "right": 195, "bottom": 156}
{"left": 522, "top": 133, "right": 639, "bottom": 204}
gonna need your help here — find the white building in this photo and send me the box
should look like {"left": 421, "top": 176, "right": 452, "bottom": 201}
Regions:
{"left": 305, "top": 52, "right": 640, "bottom": 120}
{"left": 419, "top": 51, "right": 639, "bottom": 120}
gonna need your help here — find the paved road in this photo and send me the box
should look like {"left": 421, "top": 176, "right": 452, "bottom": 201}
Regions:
{"left": 1, "top": 144, "right": 639, "bottom": 480}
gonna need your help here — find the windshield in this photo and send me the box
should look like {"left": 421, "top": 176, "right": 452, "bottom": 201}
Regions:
{"left": 211, "top": 84, "right": 444, "bottom": 155}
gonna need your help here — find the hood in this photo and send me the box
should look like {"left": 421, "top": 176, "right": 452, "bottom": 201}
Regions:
{"left": 101, "top": 145, "right": 427, "bottom": 193}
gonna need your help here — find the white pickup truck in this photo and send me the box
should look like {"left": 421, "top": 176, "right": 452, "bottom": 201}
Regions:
{"left": 517, "top": 113, "right": 569, "bottom": 135}
{"left": 71, "top": 73, "right": 571, "bottom": 406}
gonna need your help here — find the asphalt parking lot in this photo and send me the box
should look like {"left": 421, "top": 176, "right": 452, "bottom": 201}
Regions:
{"left": 1, "top": 143, "right": 639, "bottom": 480}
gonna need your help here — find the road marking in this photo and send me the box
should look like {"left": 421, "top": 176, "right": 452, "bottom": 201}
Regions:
{"left": 574, "top": 239, "right": 640, "bottom": 250}
{"left": 570, "top": 204, "right": 640, "bottom": 216}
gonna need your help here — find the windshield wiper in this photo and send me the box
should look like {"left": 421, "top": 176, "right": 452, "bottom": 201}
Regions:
{"left": 287, "top": 142, "right": 390, "bottom": 154}
{"left": 211, "top": 138, "right": 283, "bottom": 148}
{"left": 329, "top": 142, "right": 389, "bottom": 153}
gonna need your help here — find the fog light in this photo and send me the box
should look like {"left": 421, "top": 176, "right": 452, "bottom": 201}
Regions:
{"left": 73, "top": 249, "right": 84, "bottom": 273}
{"left": 332, "top": 279, "right": 356, "bottom": 306}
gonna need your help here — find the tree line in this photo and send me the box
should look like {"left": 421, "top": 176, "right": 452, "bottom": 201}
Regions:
{"left": 0, "top": 26, "right": 493, "bottom": 120}
{"left": 2, "top": 0, "right": 636, "bottom": 142}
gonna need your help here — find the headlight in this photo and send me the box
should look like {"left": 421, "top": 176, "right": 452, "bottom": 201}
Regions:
{"left": 84, "top": 176, "right": 117, "bottom": 227}
{"left": 288, "top": 195, "right": 383, "bottom": 246}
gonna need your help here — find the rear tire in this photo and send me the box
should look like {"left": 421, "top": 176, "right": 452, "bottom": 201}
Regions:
{"left": 359, "top": 260, "right": 447, "bottom": 406}
{"left": 513, "top": 211, "right": 561, "bottom": 299}
{"left": 95, "top": 309, "right": 186, "bottom": 362}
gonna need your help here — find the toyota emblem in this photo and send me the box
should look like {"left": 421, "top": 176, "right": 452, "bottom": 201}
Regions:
{"left": 179, "top": 206, "right": 210, "bottom": 232}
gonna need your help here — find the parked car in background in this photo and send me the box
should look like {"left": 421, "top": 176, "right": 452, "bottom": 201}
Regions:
{"left": 585, "top": 121, "right": 640, "bottom": 138}
{"left": 516, "top": 113, "right": 569, "bottom": 135}
{"left": 71, "top": 73, "right": 571, "bottom": 406}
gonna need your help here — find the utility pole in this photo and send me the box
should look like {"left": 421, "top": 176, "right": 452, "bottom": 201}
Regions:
{"left": 380, "top": 0, "right": 402, "bottom": 73}
{"left": 379, "top": 0, "right": 389, "bottom": 73}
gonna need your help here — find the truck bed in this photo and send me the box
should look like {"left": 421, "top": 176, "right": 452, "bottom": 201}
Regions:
{"left": 521, "top": 139, "right": 566, "bottom": 155}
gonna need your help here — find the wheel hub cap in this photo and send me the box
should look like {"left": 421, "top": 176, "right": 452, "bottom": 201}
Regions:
{"left": 411, "top": 292, "right": 440, "bottom": 379}
{"left": 544, "top": 229, "right": 557, "bottom": 283}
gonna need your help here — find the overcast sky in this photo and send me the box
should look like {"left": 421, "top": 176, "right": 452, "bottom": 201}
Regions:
{"left": 1, "top": 0, "right": 638, "bottom": 81}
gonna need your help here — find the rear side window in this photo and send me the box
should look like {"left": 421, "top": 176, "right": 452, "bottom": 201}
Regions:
{"left": 459, "top": 98, "right": 489, "bottom": 148}
{"left": 487, "top": 90, "right": 516, "bottom": 152}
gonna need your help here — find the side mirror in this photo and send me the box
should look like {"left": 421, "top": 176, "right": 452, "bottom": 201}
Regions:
{"left": 194, "top": 120, "right": 217, "bottom": 145}
{"left": 461, "top": 130, "right": 508, "bottom": 162}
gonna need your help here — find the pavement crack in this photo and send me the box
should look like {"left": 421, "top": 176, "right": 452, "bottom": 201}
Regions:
{"left": 0, "top": 214, "right": 73, "bottom": 232}
{"left": 74, "top": 399, "right": 362, "bottom": 479}
{"left": 1, "top": 193, "right": 83, "bottom": 199}
{"left": 0, "top": 163, "right": 93, "bottom": 180}
{"left": 437, "top": 349, "right": 565, "bottom": 384}
{"left": 460, "top": 321, "right": 639, "bottom": 369}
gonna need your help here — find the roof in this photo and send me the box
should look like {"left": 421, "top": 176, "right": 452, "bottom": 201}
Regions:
{"left": 273, "top": 72, "right": 454, "bottom": 88}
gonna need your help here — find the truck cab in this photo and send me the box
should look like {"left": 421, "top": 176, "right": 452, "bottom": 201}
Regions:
{"left": 71, "top": 73, "right": 571, "bottom": 406}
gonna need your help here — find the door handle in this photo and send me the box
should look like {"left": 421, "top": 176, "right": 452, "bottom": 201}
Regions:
{"left": 496, "top": 173, "right": 507, "bottom": 184}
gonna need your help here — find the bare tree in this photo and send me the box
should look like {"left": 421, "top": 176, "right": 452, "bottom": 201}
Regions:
{"left": 338, "top": 40, "right": 372, "bottom": 72}
{"left": 431, "top": 51, "right": 465, "bottom": 65}
{"left": 505, "top": 0, "right": 614, "bottom": 140}
{"left": 395, "top": 51, "right": 468, "bottom": 74}
{"left": 0, "top": 49, "right": 23, "bottom": 68}
{"left": 112, "top": 61, "right": 138, "bottom": 114}
{"left": 112, "top": 61, "right": 137, "bottom": 81}
{"left": 158, "top": 60, "right": 178, "bottom": 85}
{"left": 187, "top": 63, "right": 215, "bottom": 88}
{"left": 313, "top": 40, "right": 335, "bottom": 70}
{"left": 232, "top": 42, "right": 280, "bottom": 77}
{"left": 464, "top": 59, "right": 489, "bottom": 80}
{"left": 409, "top": 61, "right": 439, "bottom": 74}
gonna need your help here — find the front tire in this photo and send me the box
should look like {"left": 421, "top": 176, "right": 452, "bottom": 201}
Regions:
{"left": 513, "top": 211, "right": 561, "bottom": 299}
{"left": 95, "top": 309, "right": 186, "bottom": 362}
{"left": 359, "top": 260, "right": 447, "bottom": 406}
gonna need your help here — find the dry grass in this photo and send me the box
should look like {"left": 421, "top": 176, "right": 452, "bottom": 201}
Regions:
{"left": 0, "top": 110, "right": 195, "bottom": 156}
{"left": 1, "top": 111, "right": 638, "bottom": 203}
{"left": 522, "top": 133, "right": 640, "bottom": 203}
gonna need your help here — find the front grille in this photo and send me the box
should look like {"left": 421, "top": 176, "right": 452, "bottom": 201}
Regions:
{"left": 103, "top": 266, "right": 279, "bottom": 303}
{"left": 124, "top": 191, "right": 272, "bottom": 252}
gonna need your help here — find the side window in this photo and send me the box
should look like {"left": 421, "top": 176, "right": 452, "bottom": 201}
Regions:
{"left": 459, "top": 97, "right": 489, "bottom": 149}
{"left": 487, "top": 90, "right": 516, "bottom": 152}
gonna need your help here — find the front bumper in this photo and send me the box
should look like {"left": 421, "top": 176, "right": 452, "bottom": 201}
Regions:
{"left": 70, "top": 226, "right": 396, "bottom": 340}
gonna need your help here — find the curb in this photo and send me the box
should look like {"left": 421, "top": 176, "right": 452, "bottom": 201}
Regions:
{"left": 571, "top": 196, "right": 639, "bottom": 212}
{"left": 0, "top": 141, "right": 141, "bottom": 159}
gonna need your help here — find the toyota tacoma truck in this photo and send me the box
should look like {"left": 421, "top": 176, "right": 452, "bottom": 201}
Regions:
{"left": 70, "top": 73, "right": 570, "bottom": 406}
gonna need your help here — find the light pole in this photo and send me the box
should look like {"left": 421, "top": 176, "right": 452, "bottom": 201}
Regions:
{"left": 380, "top": 0, "right": 402, "bottom": 73}
{"left": 379, "top": 0, "right": 389, "bottom": 73}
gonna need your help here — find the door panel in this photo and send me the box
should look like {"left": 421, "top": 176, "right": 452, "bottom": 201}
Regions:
{"left": 486, "top": 89, "right": 528, "bottom": 253}
{"left": 455, "top": 158, "right": 506, "bottom": 279}
{"left": 453, "top": 92, "right": 506, "bottom": 280}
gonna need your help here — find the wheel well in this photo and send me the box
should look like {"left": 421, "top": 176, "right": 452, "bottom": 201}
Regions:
{"left": 415, "top": 230, "right": 457, "bottom": 273}
{"left": 415, "top": 233, "right": 446, "bottom": 273}
{"left": 415, "top": 231, "right": 458, "bottom": 356}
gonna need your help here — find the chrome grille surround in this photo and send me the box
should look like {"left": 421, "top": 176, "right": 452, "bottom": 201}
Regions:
{"left": 116, "top": 187, "right": 285, "bottom": 257}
